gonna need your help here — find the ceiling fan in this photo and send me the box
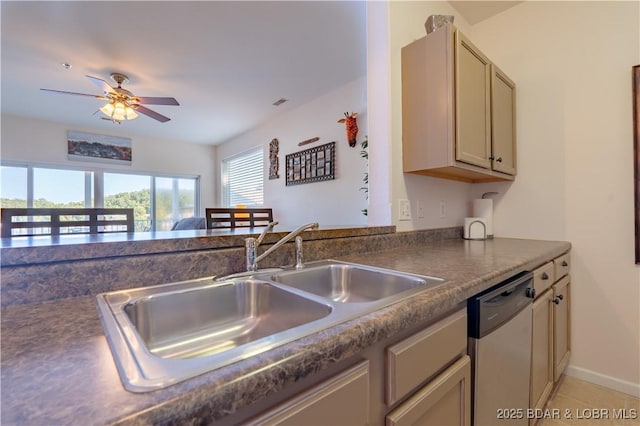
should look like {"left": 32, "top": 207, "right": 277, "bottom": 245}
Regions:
{"left": 40, "top": 73, "right": 179, "bottom": 123}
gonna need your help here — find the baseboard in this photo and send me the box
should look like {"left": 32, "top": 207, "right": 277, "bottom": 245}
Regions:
{"left": 565, "top": 365, "right": 640, "bottom": 398}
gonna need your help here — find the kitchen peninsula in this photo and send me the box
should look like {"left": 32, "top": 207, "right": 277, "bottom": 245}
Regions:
{"left": 1, "top": 226, "right": 570, "bottom": 424}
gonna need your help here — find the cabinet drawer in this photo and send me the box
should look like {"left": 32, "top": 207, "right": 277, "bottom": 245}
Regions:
{"left": 533, "top": 262, "right": 555, "bottom": 296}
{"left": 386, "top": 309, "right": 466, "bottom": 405}
{"left": 386, "top": 355, "right": 471, "bottom": 426}
{"left": 250, "top": 361, "right": 370, "bottom": 426}
{"left": 554, "top": 253, "right": 571, "bottom": 280}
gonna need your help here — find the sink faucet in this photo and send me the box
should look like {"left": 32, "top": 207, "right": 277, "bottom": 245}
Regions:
{"left": 245, "top": 222, "right": 319, "bottom": 271}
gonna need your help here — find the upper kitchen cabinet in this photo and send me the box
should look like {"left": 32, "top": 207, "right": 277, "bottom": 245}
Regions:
{"left": 402, "top": 23, "right": 517, "bottom": 182}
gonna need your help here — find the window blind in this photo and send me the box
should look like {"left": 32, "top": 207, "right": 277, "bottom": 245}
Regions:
{"left": 222, "top": 148, "right": 264, "bottom": 207}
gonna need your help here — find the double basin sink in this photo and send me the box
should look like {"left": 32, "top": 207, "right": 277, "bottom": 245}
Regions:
{"left": 96, "top": 260, "right": 444, "bottom": 392}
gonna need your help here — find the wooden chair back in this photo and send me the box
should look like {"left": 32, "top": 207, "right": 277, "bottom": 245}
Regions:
{"left": 1, "top": 208, "right": 135, "bottom": 237}
{"left": 205, "top": 208, "right": 273, "bottom": 229}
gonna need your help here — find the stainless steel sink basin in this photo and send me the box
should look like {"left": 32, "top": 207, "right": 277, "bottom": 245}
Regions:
{"left": 124, "top": 280, "right": 332, "bottom": 359}
{"left": 97, "top": 278, "right": 333, "bottom": 392}
{"left": 271, "top": 262, "right": 439, "bottom": 303}
{"left": 97, "top": 260, "right": 444, "bottom": 392}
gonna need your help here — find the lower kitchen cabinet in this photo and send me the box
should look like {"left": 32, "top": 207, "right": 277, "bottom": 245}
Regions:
{"left": 386, "top": 309, "right": 467, "bottom": 405}
{"left": 249, "top": 361, "right": 370, "bottom": 426}
{"left": 553, "top": 276, "right": 571, "bottom": 382}
{"left": 248, "top": 308, "right": 468, "bottom": 426}
{"left": 386, "top": 355, "right": 471, "bottom": 426}
{"left": 386, "top": 308, "right": 469, "bottom": 426}
{"left": 530, "top": 289, "right": 554, "bottom": 421}
{"left": 529, "top": 252, "right": 572, "bottom": 419}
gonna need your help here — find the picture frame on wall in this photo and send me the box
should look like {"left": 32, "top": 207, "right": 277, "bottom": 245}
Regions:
{"left": 67, "top": 131, "right": 132, "bottom": 165}
{"left": 285, "top": 142, "right": 336, "bottom": 186}
{"left": 633, "top": 65, "right": 640, "bottom": 264}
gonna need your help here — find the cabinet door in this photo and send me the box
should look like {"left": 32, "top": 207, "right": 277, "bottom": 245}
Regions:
{"left": 553, "top": 277, "right": 571, "bottom": 382}
{"left": 386, "top": 309, "right": 467, "bottom": 405}
{"left": 455, "top": 30, "right": 492, "bottom": 170}
{"left": 530, "top": 289, "right": 554, "bottom": 422}
{"left": 250, "top": 361, "right": 369, "bottom": 426}
{"left": 386, "top": 356, "right": 471, "bottom": 426}
{"left": 491, "top": 65, "right": 517, "bottom": 175}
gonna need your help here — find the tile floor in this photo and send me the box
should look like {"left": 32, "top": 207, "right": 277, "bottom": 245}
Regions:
{"left": 538, "top": 375, "right": 640, "bottom": 425}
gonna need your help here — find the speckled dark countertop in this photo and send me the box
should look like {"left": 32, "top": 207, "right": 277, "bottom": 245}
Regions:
{"left": 1, "top": 237, "right": 570, "bottom": 425}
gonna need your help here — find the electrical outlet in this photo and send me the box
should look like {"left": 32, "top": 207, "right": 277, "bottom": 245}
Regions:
{"left": 439, "top": 201, "right": 446, "bottom": 218}
{"left": 417, "top": 200, "right": 425, "bottom": 219}
{"left": 399, "top": 199, "right": 411, "bottom": 221}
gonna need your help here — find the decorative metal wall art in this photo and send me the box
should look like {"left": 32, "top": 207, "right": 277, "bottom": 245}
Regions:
{"left": 286, "top": 142, "right": 335, "bottom": 186}
{"left": 269, "top": 138, "right": 279, "bottom": 180}
{"left": 337, "top": 112, "right": 358, "bottom": 147}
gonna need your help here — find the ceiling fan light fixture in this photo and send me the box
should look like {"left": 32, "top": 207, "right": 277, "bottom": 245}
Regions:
{"left": 125, "top": 106, "right": 138, "bottom": 120}
{"left": 42, "top": 73, "right": 177, "bottom": 123}
{"left": 100, "top": 100, "right": 137, "bottom": 121}
{"left": 100, "top": 102, "right": 115, "bottom": 116}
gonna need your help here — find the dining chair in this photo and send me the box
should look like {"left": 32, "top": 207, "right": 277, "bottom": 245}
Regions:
{"left": 205, "top": 208, "right": 273, "bottom": 229}
{"left": 0, "top": 208, "right": 135, "bottom": 237}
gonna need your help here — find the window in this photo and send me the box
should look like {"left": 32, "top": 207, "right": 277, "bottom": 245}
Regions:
{"left": 33, "top": 167, "right": 93, "bottom": 208}
{"left": 1, "top": 165, "right": 28, "bottom": 208}
{"left": 1, "top": 162, "right": 199, "bottom": 232}
{"left": 222, "top": 147, "right": 264, "bottom": 207}
{"left": 104, "top": 173, "right": 151, "bottom": 232}
{"left": 1, "top": 165, "right": 93, "bottom": 208}
{"left": 155, "top": 177, "right": 197, "bottom": 231}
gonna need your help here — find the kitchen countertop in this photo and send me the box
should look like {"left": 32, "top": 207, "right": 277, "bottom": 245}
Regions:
{"left": 0, "top": 237, "right": 570, "bottom": 425}
{"left": 0, "top": 224, "right": 394, "bottom": 267}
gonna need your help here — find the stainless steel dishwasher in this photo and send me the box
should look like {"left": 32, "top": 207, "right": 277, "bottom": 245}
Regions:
{"left": 468, "top": 272, "right": 535, "bottom": 426}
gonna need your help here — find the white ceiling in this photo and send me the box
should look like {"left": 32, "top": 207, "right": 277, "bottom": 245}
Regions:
{"left": 1, "top": 1, "right": 520, "bottom": 147}
{"left": 1, "top": 1, "right": 366, "bottom": 145}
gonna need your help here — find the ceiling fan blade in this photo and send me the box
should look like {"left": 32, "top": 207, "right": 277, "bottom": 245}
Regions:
{"left": 86, "top": 75, "right": 116, "bottom": 95}
{"left": 40, "top": 88, "right": 108, "bottom": 100}
{"left": 135, "top": 96, "right": 180, "bottom": 106}
{"left": 134, "top": 105, "right": 171, "bottom": 123}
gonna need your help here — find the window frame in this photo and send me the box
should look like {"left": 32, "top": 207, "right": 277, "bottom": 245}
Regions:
{"left": 1, "top": 160, "right": 200, "bottom": 232}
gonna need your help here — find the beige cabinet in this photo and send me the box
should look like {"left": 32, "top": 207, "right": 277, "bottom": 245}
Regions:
{"left": 386, "top": 309, "right": 467, "bottom": 405}
{"left": 553, "top": 276, "right": 571, "bottom": 382}
{"left": 455, "top": 31, "right": 492, "bottom": 171}
{"left": 530, "top": 289, "right": 554, "bottom": 420}
{"left": 491, "top": 65, "right": 517, "bottom": 175}
{"left": 249, "top": 309, "right": 468, "bottom": 426}
{"left": 249, "top": 361, "right": 370, "bottom": 426}
{"left": 386, "top": 309, "right": 470, "bottom": 426}
{"left": 402, "top": 23, "right": 516, "bottom": 183}
{"left": 386, "top": 356, "right": 471, "bottom": 426}
{"left": 529, "top": 252, "right": 572, "bottom": 418}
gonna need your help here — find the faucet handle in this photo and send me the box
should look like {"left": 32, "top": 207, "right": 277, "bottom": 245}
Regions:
{"left": 295, "top": 236, "right": 304, "bottom": 269}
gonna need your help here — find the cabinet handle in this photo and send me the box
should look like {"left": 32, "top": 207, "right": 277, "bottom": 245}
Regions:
{"left": 488, "top": 155, "right": 495, "bottom": 160}
{"left": 496, "top": 157, "right": 503, "bottom": 163}
{"left": 542, "top": 272, "right": 549, "bottom": 280}
{"left": 562, "top": 261, "right": 568, "bottom": 267}
{"left": 553, "top": 294, "right": 564, "bottom": 305}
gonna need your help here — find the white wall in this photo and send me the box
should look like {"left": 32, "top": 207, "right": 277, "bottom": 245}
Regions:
{"left": 387, "top": 1, "right": 476, "bottom": 231}
{"left": 216, "top": 77, "right": 368, "bottom": 226}
{"left": 374, "top": 0, "right": 639, "bottom": 396}
{"left": 469, "top": 1, "right": 640, "bottom": 395}
{"left": 0, "top": 114, "right": 217, "bottom": 210}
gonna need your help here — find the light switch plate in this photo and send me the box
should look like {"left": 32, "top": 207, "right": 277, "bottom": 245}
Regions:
{"left": 399, "top": 199, "right": 411, "bottom": 221}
